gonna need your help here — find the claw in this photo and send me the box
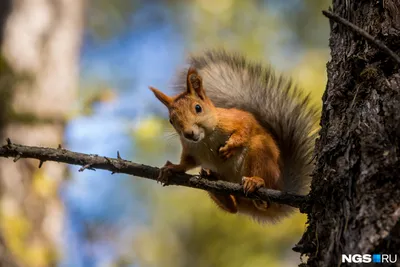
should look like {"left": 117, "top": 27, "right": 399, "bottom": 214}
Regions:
{"left": 219, "top": 144, "right": 236, "bottom": 160}
{"left": 200, "top": 168, "right": 220, "bottom": 181}
{"left": 199, "top": 168, "right": 212, "bottom": 177}
{"left": 157, "top": 161, "right": 186, "bottom": 186}
{"left": 157, "top": 167, "right": 173, "bottom": 185}
{"left": 157, "top": 161, "right": 176, "bottom": 185}
{"left": 242, "top": 176, "right": 265, "bottom": 195}
{"left": 164, "top": 160, "right": 173, "bottom": 167}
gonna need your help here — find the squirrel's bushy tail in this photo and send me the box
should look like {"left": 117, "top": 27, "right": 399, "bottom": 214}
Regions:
{"left": 174, "top": 49, "right": 318, "bottom": 195}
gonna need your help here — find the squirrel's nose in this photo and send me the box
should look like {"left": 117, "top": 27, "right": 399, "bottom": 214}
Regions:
{"left": 183, "top": 131, "right": 194, "bottom": 140}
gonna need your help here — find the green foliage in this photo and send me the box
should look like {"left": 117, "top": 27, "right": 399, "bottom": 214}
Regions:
{"left": 77, "top": 82, "right": 117, "bottom": 117}
{"left": 180, "top": 0, "right": 331, "bottom": 56}
{"left": 187, "top": 0, "right": 277, "bottom": 57}
{"left": 134, "top": 188, "right": 307, "bottom": 267}
{"left": 86, "top": 0, "right": 137, "bottom": 40}
{"left": 131, "top": 116, "right": 181, "bottom": 166}
{"left": 291, "top": 50, "right": 329, "bottom": 108}
{"left": 280, "top": 0, "right": 331, "bottom": 47}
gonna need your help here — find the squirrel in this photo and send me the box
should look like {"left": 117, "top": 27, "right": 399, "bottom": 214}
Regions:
{"left": 149, "top": 49, "right": 317, "bottom": 222}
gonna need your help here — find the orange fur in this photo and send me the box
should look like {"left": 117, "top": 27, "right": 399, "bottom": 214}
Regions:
{"left": 208, "top": 193, "right": 238, "bottom": 213}
{"left": 150, "top": 68, "right": 287, "bottom": 222}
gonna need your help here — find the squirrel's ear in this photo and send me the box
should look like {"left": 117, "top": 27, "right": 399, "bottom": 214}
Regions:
{"left": 186, "top": 67, "right": 205, "bottom": 100}
{"left": 149, "top": 86, "right": 172, "bottom": 108}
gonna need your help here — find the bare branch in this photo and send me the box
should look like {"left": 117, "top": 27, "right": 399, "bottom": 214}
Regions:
{"left": 0, "top": 140, "right": 307, "bottom": 209}
{"left": 322, "top": 10, "right": 400, "bottom": 65}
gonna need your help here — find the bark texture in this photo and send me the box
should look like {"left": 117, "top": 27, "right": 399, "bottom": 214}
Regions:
{"left": 298, "top": 0, "right": 400, "bottom": 266}
{"left": 0, "top": 0, "right": 84, "bottom": 266}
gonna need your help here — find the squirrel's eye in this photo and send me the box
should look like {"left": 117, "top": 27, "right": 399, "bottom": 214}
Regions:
{"left": 195, "top": 104, "right": 202, "bottom": 113}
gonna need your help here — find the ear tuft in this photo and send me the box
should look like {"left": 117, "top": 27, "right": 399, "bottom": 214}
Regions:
{"left": 186, "top": 67, "right": 205, "bottom": 99}
{"left": 149, "top": 86, "right": 172, "bottom": 108}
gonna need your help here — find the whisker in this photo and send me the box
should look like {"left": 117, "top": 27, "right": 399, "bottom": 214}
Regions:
{"left": 163, "top": 132, "right": 179, "bottom": 140}
{"left": 165, "top": 136, "right": 178, "bottom": 142}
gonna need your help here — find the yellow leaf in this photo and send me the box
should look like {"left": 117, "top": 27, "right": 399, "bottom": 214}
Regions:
{"left": 134, "top": 117, "right": 164, "bottom": 141}
{"left": 32, "top": 170, "right": 57, "bottom": 199}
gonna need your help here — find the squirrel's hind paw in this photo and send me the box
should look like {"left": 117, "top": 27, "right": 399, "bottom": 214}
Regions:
{"left": 199, "top": 168, "right": 220, "bottom": 181}
{"left": 252, "top": 199, "right": 270, "bottom": 211}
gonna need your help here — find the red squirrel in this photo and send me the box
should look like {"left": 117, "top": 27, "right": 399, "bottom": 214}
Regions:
{"left": 149, "top": 50, "right": 317, "bottom": 222}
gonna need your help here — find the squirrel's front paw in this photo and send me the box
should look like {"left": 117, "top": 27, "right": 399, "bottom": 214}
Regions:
{"left": 242, "top": 176, "right": 265, "bottom": 195}
{"left": 219, "top": 143, "right": 236, "bottom": 160}
{"left": 157, "top": 160, "right": 182, "bottom": 185}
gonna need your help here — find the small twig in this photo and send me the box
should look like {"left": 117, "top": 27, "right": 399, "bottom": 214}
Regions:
{"left": 38, "top": 160, "right": 44, "bottom": 168}
{"left": 117, "top": 151, "right": 121, "bottom": 159}
{"left": 322, "top": 10, "right": 400, "bottom": 65}
{"left": 13, "top": 153, "right": 21, "bottom": 162}
{"left": 6, "top": 138, "right": 12, "bottom": 147}
{"left": 79, "top": 164, "right": 96, "bottom": 172}
{"left": 0, "top": 140, "right": 307, "bottom": 209}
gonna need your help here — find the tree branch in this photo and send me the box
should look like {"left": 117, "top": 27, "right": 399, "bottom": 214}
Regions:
{"left": 322, "top": 10, "right": 400, "bottom": 65}
{"left": 0, "top": 139, "right": 307, "bottom": 209}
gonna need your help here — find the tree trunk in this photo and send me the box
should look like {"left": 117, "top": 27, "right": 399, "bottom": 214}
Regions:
{"left": 0, "top": 1, "right": 84, "bottom": 266}
{"left": 297, "top": 0, "right": 400, "bottom": 266}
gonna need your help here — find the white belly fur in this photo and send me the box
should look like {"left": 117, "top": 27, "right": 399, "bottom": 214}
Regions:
{"left": 184, "top": 132, "right": 247, "bottom": 184}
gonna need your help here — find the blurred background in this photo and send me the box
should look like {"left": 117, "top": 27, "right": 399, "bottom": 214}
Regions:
{"left": 0, "top": 0, "right": 330, "bottom": 266}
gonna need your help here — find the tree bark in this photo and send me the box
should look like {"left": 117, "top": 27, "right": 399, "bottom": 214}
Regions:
{"left": 297, "top": 0, "right": 400, "bottom": 266}
{"left": 0, "top": 0, "right": 84, "bottom": 266}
